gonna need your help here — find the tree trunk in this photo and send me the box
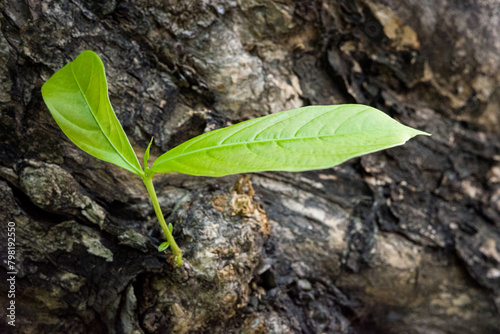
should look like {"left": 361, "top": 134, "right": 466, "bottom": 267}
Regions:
{"left": 1, "top": 0, "right": 500, "bottom": 333}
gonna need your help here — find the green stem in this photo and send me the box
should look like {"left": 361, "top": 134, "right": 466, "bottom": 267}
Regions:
{"left": 142, "top": 170, "right": 182, "bottom": 266}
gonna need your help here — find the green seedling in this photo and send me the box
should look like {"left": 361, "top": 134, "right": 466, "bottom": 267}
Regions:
{"left": 41, "top": 50, "right": 430, "bottom": 267}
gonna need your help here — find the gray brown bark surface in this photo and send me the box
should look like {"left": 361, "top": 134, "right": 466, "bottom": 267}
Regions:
{"left": 1, "top": 0, "right": 500, "bottom": 333}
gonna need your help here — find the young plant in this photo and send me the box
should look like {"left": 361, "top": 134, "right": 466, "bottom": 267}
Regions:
{"left": 41, "top": 50, "right": 429, "bottom": 267}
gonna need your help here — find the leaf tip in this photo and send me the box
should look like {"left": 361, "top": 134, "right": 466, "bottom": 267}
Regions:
{"left": 401, "top": 125, "right": 431, "bottom": 142}
{"left": 144, "top": 137, "right": 154, "bottom": 169}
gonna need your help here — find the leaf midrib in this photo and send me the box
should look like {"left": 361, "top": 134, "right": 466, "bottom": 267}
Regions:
{"left": 69, "top": 62, "right": 142, "bottom": 175}
{"left": 153, "top": 129, "right": 406, "bottom": 169}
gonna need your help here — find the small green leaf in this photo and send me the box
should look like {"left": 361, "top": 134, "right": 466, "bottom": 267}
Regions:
{"left": 151, "top": 105, "right": 430, "bottom": 176}
{"left": 156, "top": 224, "right": 173, "bottom": 252}
{"left": 41, "top": 50, "right": 143, "bottom": 176}
{"left": 158, "top": 241, "right": 170, "bottom": 252}
{"left": 144, "top": 137, "right": 154, "bottom": 169}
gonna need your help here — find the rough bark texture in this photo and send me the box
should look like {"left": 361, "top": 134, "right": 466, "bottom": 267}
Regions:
{"left": 1, "top": 0, "right": 500, "bottom": 333}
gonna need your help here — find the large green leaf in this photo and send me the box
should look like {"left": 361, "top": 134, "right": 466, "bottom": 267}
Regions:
{"left": 41, "top": 50, "right": 143, "bottom": 176}
{"left": 151, "top": 105, "right": 429, "bottom": 176}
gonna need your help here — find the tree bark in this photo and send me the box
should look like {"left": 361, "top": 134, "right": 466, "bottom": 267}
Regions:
{"left": 1, "top": 0, "right": 500, "bottom": 333}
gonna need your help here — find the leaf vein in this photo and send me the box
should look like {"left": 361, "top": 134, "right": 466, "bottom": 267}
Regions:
{"left": 333, "top": 108, "right": 371, "bottom": 135}
{"left": 154, "top": 130, "right": 396, "bottom": 169}
{"left": 69, "top": 62, "right": 142, "bottom": 175}
{"left": 292, "top": 106, "right": 339, "bottom": 137}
